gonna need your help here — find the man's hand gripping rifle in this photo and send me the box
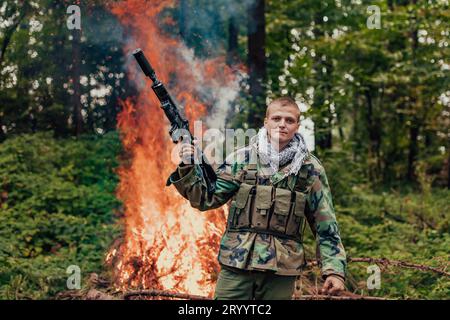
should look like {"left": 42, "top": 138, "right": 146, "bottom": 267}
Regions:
{"left": 132, "top": 49, "right": 217, "bottom": 200}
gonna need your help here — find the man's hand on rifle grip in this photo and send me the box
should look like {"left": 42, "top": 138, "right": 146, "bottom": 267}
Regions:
{"left": 178, "top": 137, "right": 199, "bottom": 165}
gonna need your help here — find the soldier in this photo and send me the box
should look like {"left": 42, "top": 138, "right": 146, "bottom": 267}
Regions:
{"left": 168, "top": 96, "right": 347, "bottom": 300}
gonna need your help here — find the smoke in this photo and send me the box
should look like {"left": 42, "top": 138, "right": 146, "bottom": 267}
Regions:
{"left": 109, "top": 0, "right": 257, "bottom": 130}
{"left": 175, "top": 0, "right": 257, "bottom": 129}
{"left": 206, "top": 86, "right": 240, "bottom": 130}
{"left": 176, "top": 46, "right": 242, "bottom": 130}
{"left": 83, "top": 8, "right": 127, "bottom": 45}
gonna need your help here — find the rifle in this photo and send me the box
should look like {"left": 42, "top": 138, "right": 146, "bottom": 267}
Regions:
{"left": 132, "top": 49, "right": 217, "bottom": 199}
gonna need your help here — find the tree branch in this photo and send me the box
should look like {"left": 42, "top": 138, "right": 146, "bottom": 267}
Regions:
{"left": 306, "top": 257, "right": 450, "bottom": 277}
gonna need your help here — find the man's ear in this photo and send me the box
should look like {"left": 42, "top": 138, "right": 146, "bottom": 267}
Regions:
{"left": 263, "top": 117, "right": 267, "bottom": 128}
{"left": 296, "top": 115, "right": 301, "bottom": 129}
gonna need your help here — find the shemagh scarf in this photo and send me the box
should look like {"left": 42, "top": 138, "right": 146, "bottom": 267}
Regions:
{"left": 252, "top": 127, "right": 309, "bottom": 178}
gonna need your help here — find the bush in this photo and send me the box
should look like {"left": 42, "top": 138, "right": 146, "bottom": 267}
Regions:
{"left": 0, "top": 132, "right": 122, "bottom": 299}
{"left": 304, "top": 152, "right": 449, "bottom": 299}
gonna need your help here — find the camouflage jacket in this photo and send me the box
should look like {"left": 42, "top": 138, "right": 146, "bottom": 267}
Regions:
{"left": 168, "top": 146, "right": 347, "bottom": 279}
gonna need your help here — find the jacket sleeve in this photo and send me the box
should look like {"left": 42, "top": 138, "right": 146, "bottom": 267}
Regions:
{"left": 167, "top": 162, "right": 240, "bottom": 211}
{"left": 305, "top": 165, "right": 347, "bottom": 280}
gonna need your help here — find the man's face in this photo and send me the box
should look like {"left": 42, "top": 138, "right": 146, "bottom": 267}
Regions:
{"left": 264, "top": 103, "right": 300, "bottom": 148}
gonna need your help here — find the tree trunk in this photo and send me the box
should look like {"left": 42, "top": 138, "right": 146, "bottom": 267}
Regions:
{"left": 407, "top": 117, "right": 419, "bottom": 181}
{"left": 407, "top": 0, "right": 419, "bottom": 181}
{"left": 387, "top": 0, "right": 394, "bottom": 11}
{"left": 312, "top": 13, "right": 333, "bottom": 151}
{"left": 447, "top": 150, "right": 450, "bottom": 189}
{"left": 227, "top": 16, "right": 239, "bottom": 66}
{"left": 324, "top": 59, "right": 333, "bottom": 149}
{"left": 179, "top": 0, "right": 188, "bottom": 40}
{"left": 351, "top": 94, "right": 358, "bottom": 162}
{"left": 0, "top": 21, "right": 21, "bottom": 67}
{"left": 365, "top": 88, "right": 381, "bottom": 181}
{"left": 247, "top": 0, "right": 266, "bottom": 127}
{"left": 72, "top": 29, "right": 83, "bottom": 136}
{"left": 0, "top": 2, "right": 30, "bottom": 68}
{"left": 86, "top": 79, "right": 94, "bottom": 134}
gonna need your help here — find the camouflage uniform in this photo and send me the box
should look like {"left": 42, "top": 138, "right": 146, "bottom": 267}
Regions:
{"left": 168, "top": 145, "right": 347, "bottom": 299}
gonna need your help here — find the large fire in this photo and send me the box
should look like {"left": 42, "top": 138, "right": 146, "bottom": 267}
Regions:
{"left": 105, "top": 0, "right": 241, "bottom": 297}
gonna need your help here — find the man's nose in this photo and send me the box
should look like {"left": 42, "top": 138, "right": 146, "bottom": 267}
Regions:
{"left": 279, "top": 119, "right": 286, "bottom": 127}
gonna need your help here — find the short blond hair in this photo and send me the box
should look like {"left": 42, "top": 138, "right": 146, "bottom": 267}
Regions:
{"left": 266, "top": 96, "right": 300, "bottom": 122}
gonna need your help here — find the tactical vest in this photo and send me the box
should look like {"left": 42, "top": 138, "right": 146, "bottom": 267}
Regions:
{"left": 226, "top": 158, "right": 311, "bottom": 242}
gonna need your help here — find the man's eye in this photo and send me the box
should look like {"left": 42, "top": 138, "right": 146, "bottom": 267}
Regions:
{"left": 272, "top": 117, "right": 281, "bottom": 121}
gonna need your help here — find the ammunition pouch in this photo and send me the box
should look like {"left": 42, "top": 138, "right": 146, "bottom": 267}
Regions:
{"left": 227, "top": 170, "right": 307, "bottom": 242}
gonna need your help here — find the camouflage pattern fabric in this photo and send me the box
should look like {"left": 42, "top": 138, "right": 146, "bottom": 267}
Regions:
{"left": 168, "top": 146, "right": 347, "bottom": 279}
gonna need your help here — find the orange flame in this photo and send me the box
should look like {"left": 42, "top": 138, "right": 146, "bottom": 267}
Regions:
{"left": 106, "top": 0, "right": 240, "bottom": 297}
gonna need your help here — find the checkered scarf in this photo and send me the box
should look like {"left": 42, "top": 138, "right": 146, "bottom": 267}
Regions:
{"left": 251, "top": 127, "right": 309, "bottom": 177}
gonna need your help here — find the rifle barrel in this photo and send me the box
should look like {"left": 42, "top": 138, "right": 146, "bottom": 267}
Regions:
{"left": 132, "top": 49, "right": 157, "bottom": 82}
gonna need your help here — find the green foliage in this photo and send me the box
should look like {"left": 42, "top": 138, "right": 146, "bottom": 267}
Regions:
{"left": 337, "top": 187, "right": 449, "bottom": 299}
{"left": 0, "top": 132, "right": 122, "bottom": 299}
{"left": 300, "top": 155, "right": 450, "bottom": 299}
{"left": 0, "top": 1, "right": 132, "bottom": 139}
{"left": 264, "top": 0, "right": 449, "bottom": 186}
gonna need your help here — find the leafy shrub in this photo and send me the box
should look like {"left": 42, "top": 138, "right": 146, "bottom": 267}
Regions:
{"left": 0, "top": 132, "right": 122, "bottom": 299}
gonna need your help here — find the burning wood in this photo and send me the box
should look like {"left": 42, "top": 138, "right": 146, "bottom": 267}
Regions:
{"left": 294, "top": 294, "right": 388, "bottom": 301}
{"left": 85, "top": 289, "right": 118, "bottom": 300}
{"left": 104, "top": 0, "right": 240, "bottom": 298}
{"left": 123, "top": 289, "right": 209, "bottom": 300}
{"left": 59, "top": 287, "right": 388, "bottom": 301}
{"left": 306, "top": 257, "right": 450, "bottom": 277}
